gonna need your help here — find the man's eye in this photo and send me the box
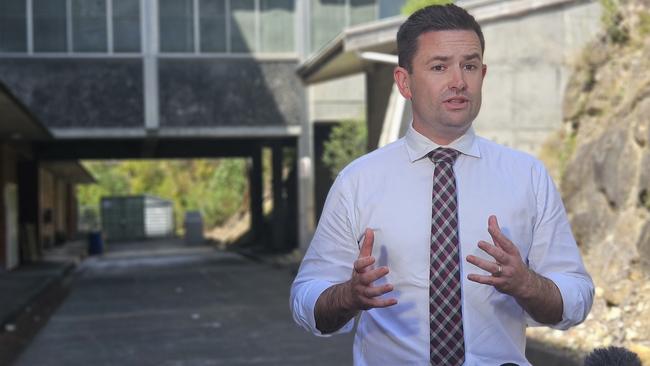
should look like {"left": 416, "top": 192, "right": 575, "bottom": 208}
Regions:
{"left": 431, "top": 65, "right": 445, "bottom": 71}
{"left": 464, "top": 64, "right": 478, "bottom": 71}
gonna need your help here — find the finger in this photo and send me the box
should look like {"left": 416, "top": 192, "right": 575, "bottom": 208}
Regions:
{"left": 353, "top": 256, "right": 376, "bottom": 273}
{"left": 359, "top": 266, "right": 389, "bottom": 285}
{"left": 477, "top": 241, "right": 509, "bottom": 264}
{"left": 363, "top": 283, "right": 394, "bottom": 298}
{"left": 466, "top": 255, "right": 501, "bottom": 275}
{"left": 364, "top": 297, "right": 398, "bottom": 309}
{"left": 467, "top": 273, "right": 505, "bottom": 287}
{"left": 359, "top": 228, "right": 374, "bottom": 258}
{"left": 487, "top": 215, "right": 519, "bottom": 256}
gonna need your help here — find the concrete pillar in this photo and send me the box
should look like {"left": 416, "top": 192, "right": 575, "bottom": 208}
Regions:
{"left": 298, "top": 86, "right": 315, "bottom": 250}
{"left": 271, "top": 143, "right": 285, "bottom": 251}
{"left": 366, "top": 63, "right": 396, "bottom": 151}
{"left": 17, "top": 160, "right": 40, "bottom": 261}
{"left": 249, "top": 145, "right": 264, "bottom": 243}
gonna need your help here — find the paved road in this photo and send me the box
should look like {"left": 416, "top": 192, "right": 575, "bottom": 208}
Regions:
{"left": 14, "top": 242, "right": 353, "bottom": 366}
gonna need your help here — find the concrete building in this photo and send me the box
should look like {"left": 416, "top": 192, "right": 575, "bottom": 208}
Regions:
{"left": 0, "top": 0, "right": 603, "bottom": 256}
{"left": 0, "top": 83, "right": 93, "bottom": 271}
{"left": 0, "top": 0, "right": 408, "bottom": 257}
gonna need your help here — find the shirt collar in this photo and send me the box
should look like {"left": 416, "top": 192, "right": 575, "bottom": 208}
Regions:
{"left": 404, "top": 122, "right": 481, "bottom": 162}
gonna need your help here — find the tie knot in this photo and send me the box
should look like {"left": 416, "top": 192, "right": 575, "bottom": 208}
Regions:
{"left": 428, "top": 148, "right": 460, "bottom": 165}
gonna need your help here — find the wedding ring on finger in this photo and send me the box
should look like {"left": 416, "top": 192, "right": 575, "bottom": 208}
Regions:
{"left": 494, "top": 264, "right": 503, "bottom": 277}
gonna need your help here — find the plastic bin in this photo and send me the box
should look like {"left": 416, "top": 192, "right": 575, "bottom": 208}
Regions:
{"left": 88, "top": 231, "right": 104, "bottom": 255}
{"left": 184, "top": 211, "right": 204, "bottom": 245}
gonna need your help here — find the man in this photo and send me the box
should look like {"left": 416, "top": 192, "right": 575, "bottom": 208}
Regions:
{"left": 291, "top": 4, "right": 593, "bottom": 365}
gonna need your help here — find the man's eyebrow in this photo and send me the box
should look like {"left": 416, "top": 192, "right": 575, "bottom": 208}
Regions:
{"left": 463, "top": 53, "right": 481, "bottom": 61}
{"left": 425, "top": 55, "right": 450, "bottom": 64}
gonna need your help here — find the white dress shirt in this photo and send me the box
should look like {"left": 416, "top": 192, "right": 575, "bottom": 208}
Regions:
{"left": 290, "top": 125, "right": 594, "bottom": 365}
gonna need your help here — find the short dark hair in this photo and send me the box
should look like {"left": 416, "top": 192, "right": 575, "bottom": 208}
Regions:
{"left": 584, "top": 346, "right": 643, "bottom": 366}
{"left": 397, "top": 4, "right": 485, "bottom": 73}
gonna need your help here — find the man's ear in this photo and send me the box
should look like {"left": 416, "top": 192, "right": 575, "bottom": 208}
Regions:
{"left": 394, "top": 66, "right": 412, "bottom": 99}
{"left": 482, "top": 64, "right": 487, "bottom": 79}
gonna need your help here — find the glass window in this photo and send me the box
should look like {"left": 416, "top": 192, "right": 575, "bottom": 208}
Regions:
{"left": 113, "top": 0, "right": 141, "bottom": 52}
{"left": 199, "top": 0, "right": 226, "bottom": 52}
{"left": 72, "top": 0, "right": 107, "bottom": 52}
{"left": 159, "top": 0, "right": 194, "bottom": 52}
{"left": 230, "top": 0, "right": 256, "bottom": 53}
{"left": 310, "top": 0, "right": 345, "bottom": 53}
{"left": 378, "top": 0, "right": 404, "bottom": 18}
{"left": 33, "top": 0, "right": 68, "bottom": 52}
{"left": 260, "top": 0, "right": 294, "bottom": 53}
{"left": 350, "top": 0, "right": 376, "bottom": 26}
{"left": 0, "top": 0, "right": 27, "bottom": 52}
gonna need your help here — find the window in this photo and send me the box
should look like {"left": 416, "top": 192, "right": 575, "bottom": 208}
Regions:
{"left": 159, "top": 0, "right": 194, "bottom": 52}
{"left": 200, "top": 0, "right": 227, "bottom": 52}
{"left": 0, "top": 0, "right": 27, "bottom": 52}
{"left": 72, "top": 0, "right": 107, "bottom": 52}
{"left": 260, "top": 0, "right": 294, "bottom": 53}
{"left": 310, "top": 0, "right": 346, "bottom": 53}
{"left": 230, "top": 0, "right": 256, "bottom": 53}
{"left": 350, "top": 0, "right": 375, "bottom": 26}
{"left": 33, "top": 0, "right": 68, "bottom": 52}
{"left": 378, "top": 0, "right": 404, "bottom": 18}
{"left": 113, "top": 0, "right": 141, "bottom": 52}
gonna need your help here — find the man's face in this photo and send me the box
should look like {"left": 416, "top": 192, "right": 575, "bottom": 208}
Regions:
{"left": 394, "top": 30, "right": 486, "bottom": 144}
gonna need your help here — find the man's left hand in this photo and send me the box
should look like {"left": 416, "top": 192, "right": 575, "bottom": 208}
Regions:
{"left": 466, "top": 215, "right": 534, "bottom": 300}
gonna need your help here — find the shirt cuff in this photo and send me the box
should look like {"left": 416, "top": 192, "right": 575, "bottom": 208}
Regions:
{"left": 292, "top": 279, "right": 355, "bottom": 337}
{"left": 539, "top": 272, "right": 594, "bottom": 330}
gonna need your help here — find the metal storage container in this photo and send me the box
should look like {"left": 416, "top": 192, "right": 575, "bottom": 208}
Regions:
{"left": 101, "top": 195, "right": 174, "bottom": 242}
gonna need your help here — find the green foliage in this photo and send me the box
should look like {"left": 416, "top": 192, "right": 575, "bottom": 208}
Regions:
{"left": 600, "top": 0, "right": 629, "bottom": 44}
{"left": 322, "top": 120, "right": 367, "bottom": 179}
{"left": 401, "top": 0, "right": 454, "bottom": 16}
{"left": 638, "top": 11, "right": 650, "bottom": 36}
{"left": 77, "top": 159, "right": 248, "bottom": 232}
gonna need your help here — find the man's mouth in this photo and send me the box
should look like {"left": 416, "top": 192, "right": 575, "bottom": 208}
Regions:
{"left": 444, "top": 96, "right": 469, "bottom": 109}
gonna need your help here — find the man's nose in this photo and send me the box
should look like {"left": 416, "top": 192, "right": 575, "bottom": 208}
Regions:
{"left": 449, "top": 66, "right": 467, "bottom": 91}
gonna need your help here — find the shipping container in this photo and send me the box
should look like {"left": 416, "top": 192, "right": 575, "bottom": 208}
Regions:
{"left": 101, "top": 195, "right": 174, "bottom": 242}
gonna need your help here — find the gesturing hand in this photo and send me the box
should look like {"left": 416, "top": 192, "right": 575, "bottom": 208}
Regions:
{"left": 466, "top": 216, "right": 534, "bottom": 299}
{"left": 344, "top": 228, "right": 398, "bottom": 311}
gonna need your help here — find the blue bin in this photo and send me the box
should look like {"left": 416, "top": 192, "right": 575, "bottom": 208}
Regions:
{"left": 88, "top": 231, "right": 104, "bottom": 255}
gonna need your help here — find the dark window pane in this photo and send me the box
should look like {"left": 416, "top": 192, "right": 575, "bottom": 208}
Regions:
{"left": 0, "top": 0, "right": 27, "bottom": 52}
{"left": 159, "top": 0, "right": 194, "bottom": 52}
{"left": 72, "top": 0, "right": 107, "bottom": 52}
{"left": 230, "top": 0, "right": 255, "bottom": 53}
{"left": 310, "top": 0, "right": 345, "bottom": 53}
{"left": 113, "top": 0, "right": 141, "bottom": 52}
{"left": 33, "top": 0, "right": 67, "bottom": 52}
{"left": 350, "top": 0, "right": 376, "bottom": 26}
{"left": 199, "top": 0, "right": 226, "bottom": 52}
{"left": 260, "top": 0, "right": 294, "bottom": 53}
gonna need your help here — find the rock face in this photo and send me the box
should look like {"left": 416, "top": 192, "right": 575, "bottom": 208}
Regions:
{"left": 529, "top": 0, "right": 650, "bottom": 361}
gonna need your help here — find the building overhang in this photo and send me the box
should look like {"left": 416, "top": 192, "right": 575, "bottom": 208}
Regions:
{"left": 41, "top": 161, "right": 96, "bottom": 184}
{"left": 0, "top": 83, "right": 52, "bottom": 141}
{"left": 297, "top": 0, "right": 590, "bottom": 85}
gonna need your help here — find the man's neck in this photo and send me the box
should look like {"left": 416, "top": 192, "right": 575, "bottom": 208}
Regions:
{"left": 412, "top": 120, "right": 471, "bottom": 146}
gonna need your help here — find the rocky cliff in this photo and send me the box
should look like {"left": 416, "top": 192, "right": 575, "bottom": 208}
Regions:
{"left": 530, "top": 0, "right": 650, "bottom": 360}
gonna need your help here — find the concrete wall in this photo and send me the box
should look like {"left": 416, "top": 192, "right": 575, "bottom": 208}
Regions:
{"left": 0, "top": 58, "right": 144, "bottom": 128}
{"left": 475, "top": 1, "right": 602, "bottom": 154}
{"left": 0, "top": 57, "right": 304, "bottom": 131}
{"left": 309, "top": 73, "right": 366, "bottom": 123}
{"left": 159, "top": 59, "right": 304, "bottom": 127}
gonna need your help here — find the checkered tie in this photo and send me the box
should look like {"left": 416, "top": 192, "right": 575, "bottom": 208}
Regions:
{"left": 428, "top": 148, "right": 465, "bottom": 365}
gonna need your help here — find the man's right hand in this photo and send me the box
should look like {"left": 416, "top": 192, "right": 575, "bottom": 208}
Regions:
{"left": 344, "top": 228, "right": 397, "bottom": 310}
{"left": 315, "top": 228, "right": 397, "bottom": 334}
